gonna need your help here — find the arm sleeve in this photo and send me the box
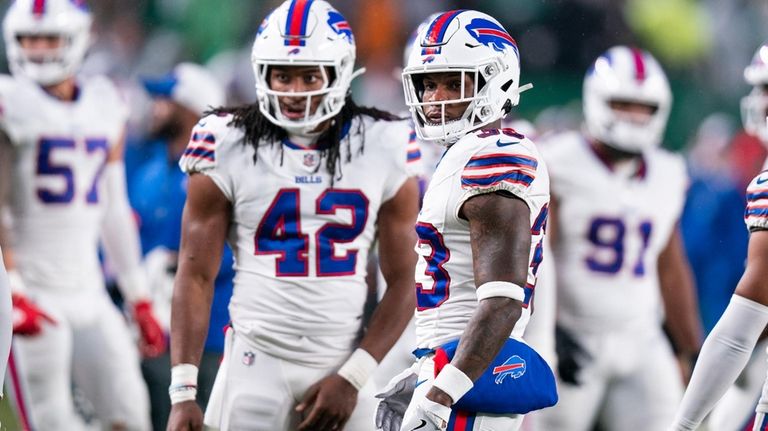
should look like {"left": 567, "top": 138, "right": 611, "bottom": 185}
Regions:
{"left": 456, "top": 139, "right": 539, "bottom": 212}
{"left": 670, "top": 295, "right": 768, "bottom": 431}
{"left": 100, "top": 162, "right": 150, "bottom": 303}
{"left": 178, "top": 116, "right": 234, "bottom": 201}
{"left": 745, "top": 172, "right": 768, "bottom": 232}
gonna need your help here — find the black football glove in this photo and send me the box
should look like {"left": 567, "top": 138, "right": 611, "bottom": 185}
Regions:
{"left": 555, "top": 325, "right": 592, "bottom": 386}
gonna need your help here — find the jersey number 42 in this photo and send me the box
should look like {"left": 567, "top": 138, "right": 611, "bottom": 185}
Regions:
{"left": 254, "top": 188, "right": 369, "bottom": 277}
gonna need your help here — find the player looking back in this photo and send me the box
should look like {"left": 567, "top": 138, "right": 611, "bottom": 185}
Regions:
{"left": 376, "top": 9, "right": 557, "bottom": 431}
{"left": 0, "top": 0, "right": 164, "bottom": 429}
{"left": 166, "top": 1, "right": 420, "bottom": 430}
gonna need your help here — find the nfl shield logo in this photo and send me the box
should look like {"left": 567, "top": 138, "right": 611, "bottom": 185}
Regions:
{"left": 303, "top": 153, "right": 317, "bottom": 167}
{"left": 242, "top": 351, "right": 255, "bottom": 366}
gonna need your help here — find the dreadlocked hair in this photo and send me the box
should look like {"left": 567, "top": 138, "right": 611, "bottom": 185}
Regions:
{"left": 206, "top": 97, "right": 401, "bottom": 181}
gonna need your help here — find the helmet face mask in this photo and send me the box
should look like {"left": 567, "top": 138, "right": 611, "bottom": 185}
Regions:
{"left": 742, "top": 44, "right": 768, "bottom": 145}
{"left": 402, "top": 10, "right": 528, "bottom": 146}
{"left": 583, "top": 46, "right": 672, "bottom": 154}
{"left": 404, "top": 65, "right": 502, "bottom": 144}
{"left": 3, "top": 0, "right": 92, "bottom": 86}
{"left": 251, "top": 0, "right": 363, "bottom": 136}
{"left": 257, "top": 64, "right": 335, "bottom": 130}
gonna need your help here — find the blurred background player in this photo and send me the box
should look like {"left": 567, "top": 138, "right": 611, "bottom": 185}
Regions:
{"left": 537, "top": 46, "right": 702, "bottom": 431}
{"left": 377, "top": 9, "right": 555, "bottom": 431}
{"left": 166, "top": 1, "right": 420, "bottom": 430}
{"left": 668, "top": 42, "right": 768, "bottom": 431}
{"left": 0, "top": 0, "right": 165, "bottom": 429}
{"left": 128, "top": 62, "right": 227, "bottom": 431}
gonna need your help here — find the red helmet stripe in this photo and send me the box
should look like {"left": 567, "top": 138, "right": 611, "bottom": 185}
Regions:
{"left": 475, "top": 28, "right": 516, "bottom": 45}
{"left": 631, "top": 47, "right": 646, "bottom": 82}
{"left": 33, "top": 0, "right": 46, "bottom": 17}
{"left": 424, "top": 10, "right": 464, "bottom": 45}
{"left": 285, "top": 0, "right": 313, "bottom": 46}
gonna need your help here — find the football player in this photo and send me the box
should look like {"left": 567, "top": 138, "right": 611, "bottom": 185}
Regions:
{"left": 0, "top": 0, "right": 164, "bottom": 429}
{"left": 165, "top": 1, "right": 420, "bottom": 430}
{"left": 376, "top": 10, "right": 556, "bottom": 431}
{"left": 669, "top": 43, "right": 768, "bottom": 431}
{"left": 536, "top": 46, "right": 702, "bottom": 431}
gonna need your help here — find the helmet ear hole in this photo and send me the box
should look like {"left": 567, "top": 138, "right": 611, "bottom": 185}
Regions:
{"left": 500, "top": 79, "right": 514, "bottom": 92}
{"left": 502, "top": 99, "right": 512, "bottom": 115}
{"left": 477, "top": 74, "right": 487, "bottom": 92}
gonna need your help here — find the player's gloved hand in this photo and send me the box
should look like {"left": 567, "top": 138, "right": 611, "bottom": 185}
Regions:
{"left": 375, "top": 363, "right": 419, "bottom": 431}
{"left": 296, "top": 374, "right": 358, "bottom": 431}
{"left": 132, "top": 300, "right": 167, "bottom": 358}
{"left": 12, "top": 292, "right": 56, "bottom": 336}
{"left": 399, "top": 396, "right": 452, "bottom": 431}
{"left": 555, "top": 324, "right": 591, "bottom": 386}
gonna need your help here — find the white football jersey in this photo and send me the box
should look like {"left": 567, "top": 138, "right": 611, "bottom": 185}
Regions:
{"left": 745, "top": 169, "right": 768, "bottom": 232}
{"left": 414, "top": 128, "right": 550, "bottom": 349}
{"left": 540, "top": 132, "right": 688, "bottom": 331}
{"left": 0, "top": 75, "right": 128, "bottom": 293}
{"left": 180, "top": 114, "right": 421, "bottom": 351}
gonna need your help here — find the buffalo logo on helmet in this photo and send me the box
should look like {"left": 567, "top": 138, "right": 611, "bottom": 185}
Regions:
{"left": 422, "top": 55, "right": 436, "bottom": 64}
{"left": 492, "top": 355, "right": 526, "bottom": 384}
{"left": 327, "top": 11, "right": 353, "bottom": 44}
{"left": 465, "top": 18, "right": 518, "bottom": 55}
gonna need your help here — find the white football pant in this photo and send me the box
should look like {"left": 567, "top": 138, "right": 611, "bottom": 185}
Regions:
{"left": 14, "top": 288, "right": 150, "bottom": 430}
{"left": 538, "top": 324, "right": 682, "bottom": 431}
{"left": 204, "top": 328, "right": 378, "bottom": 430}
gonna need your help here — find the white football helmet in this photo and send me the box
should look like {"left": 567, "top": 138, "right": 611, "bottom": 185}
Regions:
{"left": 3, "top": 0, "right": 92, "bottom": 86}
{"left": 402, "top": 10, "right": 530, "bottom": 145}
{"left": 741, "top": 43, "right": 768, "bottom": 144}
{"left": 251, "top": 0, "right": 363, "bottom": 135}
{"left": 583, "top": 46, "right": 672, "bottom": 154}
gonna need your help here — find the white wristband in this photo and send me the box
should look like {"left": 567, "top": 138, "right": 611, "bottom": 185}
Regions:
{"left": 433, "top": 363, "right": 474, "bottom": 404}
{"left": 6, "top": 270, "right": 26, "bottom": 293}
{"left": 169, "top": 364, "right": 198, "bottom": 405}
{"left": 337, "top": 348, "right": 378, "bottom": 391}
{"left": 476, "top": 281, "right": 525, "bottom": 302}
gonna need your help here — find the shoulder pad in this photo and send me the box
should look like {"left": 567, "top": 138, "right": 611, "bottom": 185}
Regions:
{"left": 178, "top": 113, "right": 233, "bottom": 175}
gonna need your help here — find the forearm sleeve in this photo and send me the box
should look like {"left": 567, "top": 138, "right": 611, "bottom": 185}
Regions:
{"left": 670, "top": 295, "right": 768, "bottom": 431}
{"left": 100, "top": 162, "right": 149, "bottom": 302}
